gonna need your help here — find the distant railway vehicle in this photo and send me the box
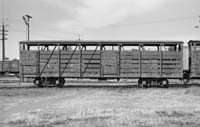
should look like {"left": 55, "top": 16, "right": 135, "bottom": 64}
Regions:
{"left": 19, "top": 40, "right": 184, "bottom": 87}
{"left": 0, "top": 60, "right": 19, "bottom": 75}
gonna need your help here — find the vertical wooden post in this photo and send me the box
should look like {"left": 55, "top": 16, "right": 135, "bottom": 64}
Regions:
{"left": 9, "top": 61, "right": 12, "bottom": 72}
{"left": 37, "top": 43, "right": 40, "bottom": 78}
{"left": 189, "top": 43, "right": 192, "bottom": 75}
{"left": 100, "top": 44, "right": 102, "bottom": 78}
{"left": 160, "top": 44, "right": 163, "bottom": 77}
{"left": 139, "top": 44, "right": 142, "bottom": 77}
{"left": 118, "top": 44, "right": 121, "bottom": 78}
{"left": 19, "top": 43, "right": 21, "bottom": 84}
{"left": 79, "top": 44, "right": 82, "bottom": 78}
{"left": 58, "top": 43, "right": 61, "bottom": 78}
{"left": 180, "top": 43, "right": 183, "bottom": 77}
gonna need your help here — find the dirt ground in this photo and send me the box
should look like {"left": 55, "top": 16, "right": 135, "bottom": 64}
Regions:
{"left": 0, "top": 78, "right": 200, "bottom": 127}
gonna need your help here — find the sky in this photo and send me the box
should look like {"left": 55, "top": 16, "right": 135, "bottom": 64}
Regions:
{"left": 0, "top": 0, "right": 200, "bottom": 59}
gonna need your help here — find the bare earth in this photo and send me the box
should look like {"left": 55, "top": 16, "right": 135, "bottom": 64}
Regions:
{"left": 0, "top": 79, "right": 200, "bottom": 127}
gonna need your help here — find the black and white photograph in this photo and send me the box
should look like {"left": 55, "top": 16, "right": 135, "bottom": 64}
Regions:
{"left": 0, "top": 0, "right": 200, "bottom": 126}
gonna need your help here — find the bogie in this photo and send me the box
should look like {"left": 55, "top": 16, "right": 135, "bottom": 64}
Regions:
{"left": 138, "top": 78, "right": 169, "bottom": 88}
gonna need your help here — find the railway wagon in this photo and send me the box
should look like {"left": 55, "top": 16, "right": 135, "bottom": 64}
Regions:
{"left": 19, "top": 40, "right": 183, "bottom": 87}
{"left": 188, "top": 40, "right": 200, "bottom": 80}
{"left": 0, "top": 60, "right": 19, "bottom": 75}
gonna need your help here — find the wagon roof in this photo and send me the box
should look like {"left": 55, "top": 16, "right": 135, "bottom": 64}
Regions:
{"left": 188, "top": 40, "right": 200, "bottom": 45}
{"left": 19, "top": 40, "right": 183, "bottom": 46}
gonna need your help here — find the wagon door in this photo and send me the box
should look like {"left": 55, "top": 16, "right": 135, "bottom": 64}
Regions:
{"left": 101, "top": 51, "right": 118, "bottom": 77}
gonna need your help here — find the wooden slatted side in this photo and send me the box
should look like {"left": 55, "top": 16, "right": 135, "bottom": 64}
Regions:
{"left": 20, "top": 49, "right": 183, "bottom": 78}
{"left": 40, "top": 51, "right": 78, "bottom": 77}
{"left": 0, "top": 61, "right": 2, "bottom": 72}
{"left": 21, "top": 51, "right": 39, "bottom": 65}
{"left": 81, "top": 50, "right": 100, "bottom": 77}
{"left": 20, "top": 51, "right": 39, "bottom": 75}
{"left": 40, "top": 50, "right": 101, "bottom": 55}
{"left": 40, "top": 54, "right": 100, "bottom": 59}
{"left": 120, "top": 51, "right": 140, "bottom": 77}
{"left": 141, "top": 62, "right": 160, "bottom": 77}
{"left": 120, "top": 51, "right": 140, "bottom": 59}
{"left": 40, "top": 51, "right": 60, "bottom": 77}
{"left": 142, "top": 51, "right": 160, "bottom": 59}
{"left": 22, "top": 66, "right": 38, "bottom": 75}
{"left": 102, "top": 51, "right": 118, "bottom": 75}
{"left": 162, "top": 52, "right": 182, "bottom": 59}
{"left": 82, "top": 50, "right": 100, "bottom": 77}
{"left": 3, "top": 61, "right": 10, "bottom": 72}
{"left": 162, "top": 51, "right": 182, "bottom": 78}
{"left": 10, "top": 61, "right": 19, "bottom": 72}
{"left": 0, "top": 61, "right": 11, "bottom": 72}
{"left": 43, "top": 50, "right": 101, "bottom": 77}
{"left": 190, "top": 51, "right": 200, "bottom": 77}
{"left": 120, "top": 51, "right": 161, "bottom": 77}
{"left": 120, "top": 51, "right": 182, "bottom": 78}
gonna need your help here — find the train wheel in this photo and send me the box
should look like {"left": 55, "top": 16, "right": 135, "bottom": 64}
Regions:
{"left": 143, "top": 80, "right": 148, "bottom": 88}
{"left": 146, "top": 80, "right": 152, "bottom": 87}
{"left": 34, "top": 78, "right": 43, "bottom": 88}
{"left": 62, "top": 78, "right": 65, "bottom": 86}
{"left": 183, "top": 79, "right": 189, "bottom": 87}
{"left": 158, "top": 80, "right": 163, "bottom": 87}
{"left": 55, "top": 78, "right": 65, "bottom": 88}
{"left": 138, "top": 79, "right": 148, "bottom": 88}
{"left": 162, "top": 80, "right": 169, "bottom": 88}
{"left": 138, "top": 79, "right": 143, "bottom": 88}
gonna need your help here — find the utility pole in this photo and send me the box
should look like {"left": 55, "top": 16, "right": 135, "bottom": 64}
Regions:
{"left": 0, "top": 19, "right": 8, "bottom": 61}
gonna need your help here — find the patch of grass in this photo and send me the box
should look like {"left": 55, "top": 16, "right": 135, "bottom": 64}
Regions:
{"left": 6, "top": 109, "right": 200, "bottom": 127}
{"left": 185, "top": 86, "right": 200, "bottom": 96}
{"left": 155, "top": 110, "right": 200, "bottom": 127}
{"left": 155, "top": 111, "right": 195, "bottom": 117}
{"left": 0, "top": 88, "right": 63, "bottom": 98}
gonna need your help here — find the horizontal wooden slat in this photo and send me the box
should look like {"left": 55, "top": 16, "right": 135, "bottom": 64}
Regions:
{"left": 121, "top": 51, "right": 140, "bottom": 56}
{"left": 162, "top": 52, "right": 182, "bottom": 56}
{"left": 141, "top": 60, "right": 160, "bottom": 63}
{"left": 40, "top": 73, "right": 59, "bottom": 77}
{"left": 162, "top": 65, "right": 181, "bottom": 68}
{"left": 82, "top": 73, "right": 100, "bottom": 77}
{"left": 21, "top": 66, "right": 37, "bottom": 74}
{"left": 120, "top": 73, "right": 139, "bottom": 77}
{"left": 120, "top": 60, "right": 139, "bottom": 64}
{"left": 162, "top": 60, "right": 182, "bottom": 64}
{"left": 120, "top": 55, "right": 140, "bottom": 58}
{"left": 120, "top": 68, "right": 139, "bottom": 73}
{"left": 82, "top": 68, "right": 100, "bottom": 73}
{"left": 120, "top": 64, "right": 139, "bottom": 68}
{"left": 82, "top": 60, "right": 100, "bottom": 63}
{"left": 140, "top": 73, "right": 160, "bottom": 77}
{"left": 82, "top": 64, "right": 100, "bottom": 68}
